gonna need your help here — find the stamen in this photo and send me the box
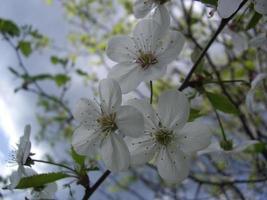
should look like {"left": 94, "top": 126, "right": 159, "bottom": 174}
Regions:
{"left": 154, "top": 129, "right": 173, "bottom": 146}
{"left": 97, "top": 113, "right": 118, "bottom": 134}
{"left": 136, "top": 51, "right": 158, "bottom": 70}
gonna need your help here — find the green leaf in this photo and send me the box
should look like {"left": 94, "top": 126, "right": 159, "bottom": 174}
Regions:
{"left": 50, "top": 56, "right": 68, "bottom": 66}
{"left": 188, "top": 108, "right": 203, "bottom": 122}
{"left": 0, "top": 18, "right": 20, "bottom": 37}
{"left": 201, "top": 0, "right": 218, "bottom": 6}
{"left": 16, "top": 172, "right": 69, "bottom": 189}
{"left": 246, "top": 12, "right": 262, "bottom": 30}
{"left": 18, "top": 41, "right": 32, "bottom": 57}
{"left": 206, "top": 92, "right": 239, "bottom": 115}
{"left": 71, "top": 147, "right": 86, "bottom": 166}
{"left": 53, "top": 74, "right": 70, "bottom": 86}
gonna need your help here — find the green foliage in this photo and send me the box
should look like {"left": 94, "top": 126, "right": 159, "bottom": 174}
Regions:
{"left": 71, "top": 147, "right": 86, "bottom": 167}
{"left": 53, "top": 74, "right": 71, "bottom": 86}
{"left": 206, "top": 92, "right": 239, "bottom": 115}
{"left": 201, "top": 0, "right": 218, "bottom": 6}
{"left": 188, "top": 108, "right": 203, "bottom": 122}
{"left": 16, "top": 172, "right": 69, "bottom": 189}
{"left": 50, "top": 56, "right": 68, "bottom": 67}
{"left": 246, "top": 12, "right": 262, "bottom": 30}
{"left": 0, "top": 18, "right": 20, "bottom": 37}
{"left": 18, "top": 41, "right": 32, "bottom": 57}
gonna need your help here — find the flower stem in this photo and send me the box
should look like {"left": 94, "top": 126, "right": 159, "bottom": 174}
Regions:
{"left": 150, "top": 80, "right": 153, "bottom": 104}
{"left": 32, "top": 159, "right": 76, "bottom": 173}
{"left": 179, "top": 0, "right": 248, "bottom": 91}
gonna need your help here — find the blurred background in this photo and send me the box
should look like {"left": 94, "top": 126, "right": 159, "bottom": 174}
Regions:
{"left": 0, "top": 0, "right": 266, "bottom": 199}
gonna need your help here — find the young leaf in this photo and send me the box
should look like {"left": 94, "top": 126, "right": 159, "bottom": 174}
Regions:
{"left": 71, "top": 147, "right": 85, "bottom": 166}
{"left": 0, "top": 18, "right": 20, "bottom": 37}
{"left": 16, "top": 172, "right": 69, "bottom": 189}
{"left": 188, "top": 108, "right": 203, "bottom": 122}
{"left": 206, "top": 92, "right": 239, "bottom": 115}
{"left": 18, "top": 41, "right": 32, "bottom": 57}
{"left": 201, "top": 0, "right": 218, "bottom": 6}
{"left": 246, "top": 12, "right": 262, "bottom": 30}
{"left": 53, "top": 74, "right": 70, "bottom": 86}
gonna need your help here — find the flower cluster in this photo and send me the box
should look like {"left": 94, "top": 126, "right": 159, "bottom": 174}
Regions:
{"left": 72, "top": 0, "right": 212, "bottom": 184}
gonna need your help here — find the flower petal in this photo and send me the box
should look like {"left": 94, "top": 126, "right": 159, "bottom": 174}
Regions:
{"left": 156, "top": 145, "right": 190, "bottom": 184}
{"left": 157, "top": 90, "right": 190, "bottom": 130}
{"left": 106, "top": 35, "right": 137, "bottom": 63}
{"left": 108, "top": 62, "right": 144, "bottom": 93}
{"left": 127, "top": 98, "right": 158, "bottom": 132}
{"left": 99, "top": 134, "right": 130, "bottom": 171}
{"left": 16, "top": 125, "right": 31, "bottom": 165}
{"left": 126, "top": 135, "right": 157, "bottom": 166}
{"left": 134, "top": 0, "right": 154, "bottom": 18}
{"left": 72, "top": 126, "right": 100, "bottom": 157}
{"left": 178, "top": 121, "right": 212, "bottom": 154}
{"left": 73, "top": 98, "right": 100, "bottom": 126}
{"left": 116, "top": 105, "right": 144, "bottom": 138}
{"left": 99, "top": 78, "right": 122, "bottom": 113}
{"left": 153, "top": 5, "right": 170, "bottom": 32}
{"left": 254, "top": 0, "right": 267, "bottom": 15}
{"left": 157, "top": 30, "right": 185, "bottom": 65}
{"left": 142, "top": 59, "right": 168, "bottom": 81}
{"left": 217, "top": 0, "right": 242, "bottom": 18}
{"left": 234, "top": 140, "right": 259, "bottom": 152}
{"left": 133, "top": 19, "right": 164, "bottom": 51}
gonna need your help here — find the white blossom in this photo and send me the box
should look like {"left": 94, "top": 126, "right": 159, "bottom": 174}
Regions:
{"left": 72, "top": 78, "right": 144, "bottom": 172}
{"left": 217, "top": 0, "right": 267, "bottom": 19}
{"left": 106, "top": 19, "right": 185, "bottom": 93}
{"left": 246, "top": 73, "right": 267, "bottom": 112}
{"left": 127, "top": 90, "right": 211, "bottom": 184}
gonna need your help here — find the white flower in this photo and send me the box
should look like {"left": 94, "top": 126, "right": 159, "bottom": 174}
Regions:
{"left": 198, "top": 140, "right": 258, "bottom": 155}
{"left": 106, "top": 19, "right": 185, "bottom": 93}
{"left": 72, "top": 78, "right": 144, "bottom": 172}
{"left": 246, "top": 73, "right": 267, "bottom": 112}
{"left": 16, "top": 124, "right": 32, "bottom": 167}
{"left": 30, "top": 182, "right": 57, "bottom": 199}
{"left": 127, "top": 90, "right": 211, "bottom": 184}
{"left": 217, "top": 0, "right": 267, "bottom": 18}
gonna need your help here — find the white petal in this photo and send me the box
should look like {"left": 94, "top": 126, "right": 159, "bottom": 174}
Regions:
{"left": 106, "top": 35, "right": 137, "bottom": 63}
{"left": 126, "top": 135, "right": 157, "bottom": 166}
{"left": 134, "top": 0, "right": 154, "bottom": 18}
{"left": 99, "top": 134, "right": 130, "bottom": 172}
{"left": 179, "top": 121, "right": 212, "bottom": 154}
{"left": 157, "top": 90, "right": 190, "bottom": 130}
{"left": 234, "top": 140, "right": 259, "bottom": 152}
{"left": 254, "top": 0, "right": 267, "bottom": 15}
{"left": 133, "top": 19, "right": 164, "bottom": 51}
{"left": 73, "top": 98, "right": 100, "bottom": 125}
{"left": 99, "top": 78, "right": 122, "bottom": 113}
{"left": 197, "top": 141, "right": 222, "bottom": 155}
{"left": 72, "top": 126, "right": 100, "bottom": 157}
{"left": 249, "top": 33, "right": 267, "bottom": 48}
{"left": 127, "top": 98, "right": 158, "bottom": 131}
{"left": 116, "top": 105, "right": 144, "bottom": 138}
{"left": 156, "top": 145, "right": 190, "bottom": 184}
{"left": 157, "top": 30, "right": 185, "bottom": 65}
{"left": 143, "top": 59, "right": 168, "bottom": 81}
{"left": 153, "top": 5, "right": 170, "bottom": 32}
{"left": 17, "top": 126, "right": 31, "bottom": 165}
{"left": 217, "top": 0, "right": 242, "bottom": 18}
{"left": 108, "top": 62, "right": 144, "bottom": 93}
{"left": 32, "top": 182, "right": 57, "bottom": 199}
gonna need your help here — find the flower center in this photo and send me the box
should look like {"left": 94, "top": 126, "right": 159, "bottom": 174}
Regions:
{"left": 97, "top": 113, "right": 118, "bottom": 133}
{"left": 136, "top": 52, "right": 158, "bottom": 70}
{"left": 155, "top": 129, "right": 173, "bottom": 146}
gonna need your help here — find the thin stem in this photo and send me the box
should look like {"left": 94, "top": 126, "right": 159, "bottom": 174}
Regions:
{"left": 32, "top": 159, "right": 76, "bottom": 173}
{"left": 86, "top": 170, "right": 111, "bottom": 199}
{"left": 179, "top": 0, "right": 248, "bottom": 91}
{"left": 150, "top": 80, "right": 153, "bottom": 104}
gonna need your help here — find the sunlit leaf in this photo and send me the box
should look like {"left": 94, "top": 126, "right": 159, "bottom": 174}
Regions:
{"left": 16, "top": 172, "right": 69, "bottom": 189}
